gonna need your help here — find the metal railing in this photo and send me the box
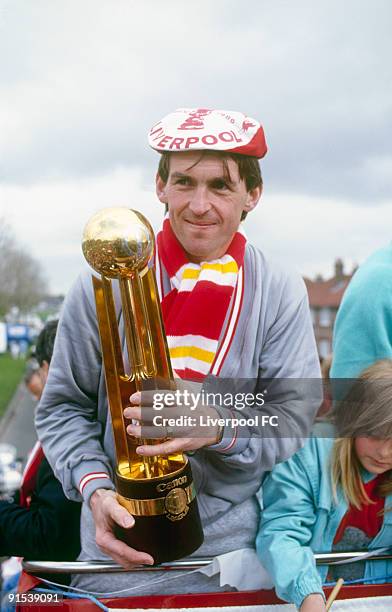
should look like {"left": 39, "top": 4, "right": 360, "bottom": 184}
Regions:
{"left": 22, "top": 550, "right": 392, "bottom": 575}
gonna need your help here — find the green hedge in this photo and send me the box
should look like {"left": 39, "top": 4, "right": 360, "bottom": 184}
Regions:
{"left": 0, "top": 354, "right": 26, "bottom": 419}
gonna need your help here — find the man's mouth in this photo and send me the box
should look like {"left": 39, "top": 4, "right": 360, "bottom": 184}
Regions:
{"left": 185, "top": 220, "right": 217, "bottom": 227}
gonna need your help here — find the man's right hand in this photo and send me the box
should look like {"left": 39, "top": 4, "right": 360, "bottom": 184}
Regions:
{"left": 90, "top": 488, "right": 154, "bottom": 568}
{"left": 300, "top": 593, "right": 326, "bottom": 611}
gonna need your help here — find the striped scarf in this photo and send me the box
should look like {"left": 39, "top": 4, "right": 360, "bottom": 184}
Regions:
{"left": 156, "top": 216, "right": 246, "bottom": 380}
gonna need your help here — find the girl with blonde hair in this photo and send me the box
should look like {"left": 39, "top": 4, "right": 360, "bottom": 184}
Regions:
{"left": 257, "top": 359, "right": 392, "bottom": 612}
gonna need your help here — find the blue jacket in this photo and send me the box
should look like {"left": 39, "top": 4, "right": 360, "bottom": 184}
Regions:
{"left": 331, "top": 244, "right": 392, "bottom": 379}
{"left": 256, "top": 428, "right": 392, "bottom": 609}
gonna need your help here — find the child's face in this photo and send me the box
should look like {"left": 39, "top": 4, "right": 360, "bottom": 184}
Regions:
{"left": 355, "top": 437, "right": 392, "bottom": 474}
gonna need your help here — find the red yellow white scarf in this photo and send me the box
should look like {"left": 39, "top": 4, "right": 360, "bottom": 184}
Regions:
{"left": 156, "top": 216, "right": 245, "bottom": 380}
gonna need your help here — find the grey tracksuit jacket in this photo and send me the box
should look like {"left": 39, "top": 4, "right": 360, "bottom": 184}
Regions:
{"left": 36, "top": 243, "right": 321, "bottom": 596}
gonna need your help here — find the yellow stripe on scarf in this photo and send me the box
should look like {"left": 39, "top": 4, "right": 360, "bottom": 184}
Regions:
{"left": 201, "top": 261, "right": 238, "bottom": 273}
{"left": 181, "top": 261, "right": 238, "bottom": 281}
{"left": 169, "top": 345, "right": 215, "bottom": 364}
{"left": 182, "top": 268, "right": 201, "bottom": 280}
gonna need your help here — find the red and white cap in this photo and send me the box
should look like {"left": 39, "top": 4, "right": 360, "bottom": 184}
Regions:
{"left": 148, "top": 108, "right": 267, "bottom": 159}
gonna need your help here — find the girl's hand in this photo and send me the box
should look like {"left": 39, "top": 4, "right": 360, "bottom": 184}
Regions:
{"left": 300, "top": 593, "right": 326, "bottom": 611}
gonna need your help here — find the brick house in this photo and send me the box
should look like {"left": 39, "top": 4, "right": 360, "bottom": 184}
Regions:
{"left": 304, "top": 259, "right": 355, "bottom": 359}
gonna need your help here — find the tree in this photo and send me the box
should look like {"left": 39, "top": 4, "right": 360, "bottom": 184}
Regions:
{"left": 0, "top": 218, "right": 48, "bottom": 317}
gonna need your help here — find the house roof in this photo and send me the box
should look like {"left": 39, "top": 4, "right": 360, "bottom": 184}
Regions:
{"left": 304, "top": 275, "right": 353, "bottom": 308}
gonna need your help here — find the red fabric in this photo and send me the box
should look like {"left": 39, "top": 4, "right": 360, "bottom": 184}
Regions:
{"left": 213, "top": 265, "right": 245, "bottom": 376}
{"left": 17, "top": 570, "right": 42, "bottom": 594}
{"left": 15, "top": 586, "right": 392, "bottom": 611}
{"left": 19, "top": 442, "right": 45, "bottom": 508}
{"left": 334, "top": 474, "right": 385, "bottom": 543}
{"left": 14, "top": 444, "right": 46, "bottom": 595}
{"left": 157, "top": 217, "right": 246, "bottom": 380}
{"left": 228, "top": 126, "right": 268, "bottom": 158}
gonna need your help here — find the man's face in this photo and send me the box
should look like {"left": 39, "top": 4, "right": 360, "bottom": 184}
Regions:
{"left": 156, "top": 152, "right": 261, "bottom": 262}
{"left": 26, "top": 372, "right": 44, "bottom": 401}
{"left": 25, "top": 361, "right": 49, "bottom": 401}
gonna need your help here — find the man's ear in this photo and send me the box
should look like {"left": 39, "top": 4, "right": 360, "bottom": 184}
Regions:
{"left": 39, "top": 360, "right": 49, "bottom": 385}
{"left": 156, "top": 173, "right": 168, "bottom": 204}
{"left": 244, "top": 184, "right": 262, "bottom": 213}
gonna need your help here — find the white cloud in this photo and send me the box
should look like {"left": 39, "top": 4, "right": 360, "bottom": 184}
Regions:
{"left": 1, "top": 0, "right": 391, "bottom": 200}
{"left": 1, "top": 168, "right": 391, "bottom": 294}
{"left": 0, "top": 166, "right": 163, "bottom": 292}
{"left": 251, "top": 193, "right": 392, "bottom": 279}
{"left": 1, "top": 0, "right": 391, "bottom": 296}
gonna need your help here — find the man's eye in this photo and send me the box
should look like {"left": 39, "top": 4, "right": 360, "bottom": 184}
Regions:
{"left": 212, "top": 180, "right": 229, "bottom": 190}
{"left": 174, "top": 177, "right": 189, "bottom": 185}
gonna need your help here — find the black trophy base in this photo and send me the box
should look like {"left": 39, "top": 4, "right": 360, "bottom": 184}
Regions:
{"left": 115, "top": 498, "right": 203, "bottom": 564}
{"left": 114, "top": 459, "right": 204, "bottom": 564}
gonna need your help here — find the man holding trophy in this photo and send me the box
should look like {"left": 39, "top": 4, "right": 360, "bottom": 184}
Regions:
{"left": 36, "top": 108, "right": 321, "bottom": 596}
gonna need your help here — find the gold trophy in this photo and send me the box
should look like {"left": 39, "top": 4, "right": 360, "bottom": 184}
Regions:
{"left": 82, "top": 207, "right": 203, "bottom": 563}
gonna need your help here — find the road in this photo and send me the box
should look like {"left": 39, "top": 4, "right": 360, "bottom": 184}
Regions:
{"left": 0, "top": 383, "right": 37, "bottom": 461}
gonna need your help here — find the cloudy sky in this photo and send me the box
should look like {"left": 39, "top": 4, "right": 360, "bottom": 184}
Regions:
{"left": 1, "top": 0, "right": 391, "bottom": 294}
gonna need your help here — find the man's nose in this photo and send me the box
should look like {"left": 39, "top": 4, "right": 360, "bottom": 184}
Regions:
{"left": 188, "top": 187, "right": 211, "bottom": 215}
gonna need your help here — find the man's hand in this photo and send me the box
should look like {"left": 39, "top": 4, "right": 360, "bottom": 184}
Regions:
{"left": 123, "top": 388, "right": 223, "bottom": 456}
{"left": 300, "top": 593, "right": 326, "bottom": 611}
{"left": 90, "top": 489, "right": 154, "bottom": 568}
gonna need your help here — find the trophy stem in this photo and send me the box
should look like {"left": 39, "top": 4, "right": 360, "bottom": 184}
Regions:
{"left": 119, "top": 275, "right": 167, "bottom": 479}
